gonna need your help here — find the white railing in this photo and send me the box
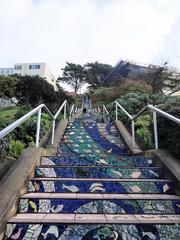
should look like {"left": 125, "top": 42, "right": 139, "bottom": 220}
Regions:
{"left": 0, "top": 100, "right": 76, "bottom": 147}
{"left": 69, "top": 104, "right": 76, "bottom": 121}
{"left": 102, "top": 102, "right": 180, "bottom": 149}
{"left": 51, "top": 100, "right": 67, "bottom": 144}
{"left": 102, "top": 105, "right": 110, "bottom": 123}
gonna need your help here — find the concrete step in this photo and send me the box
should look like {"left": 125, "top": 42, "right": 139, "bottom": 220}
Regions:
{"left": 21, "top": 192, "right": 180, "bottom": 200}
{"left": 35, "top": 166, "right": 163, "bottom": 179}
{"left": 28, "top": 178, "right": 174, "bottom": 194}
{"left": 7, "top": 213, "right": 180, "bottom": 224}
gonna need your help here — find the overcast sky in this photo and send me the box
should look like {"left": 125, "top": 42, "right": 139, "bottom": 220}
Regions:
{"left": 1, "top": 0, "right": 180, "bottom": 78}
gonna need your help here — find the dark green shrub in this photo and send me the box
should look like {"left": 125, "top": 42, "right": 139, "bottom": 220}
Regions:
{"left": 9, "top": 140, "right": 25, "bottom": 158}
{"left": 156, "top": 98, "right": 180, "bottom": 159}
{"left": 135, "top": 115, "right": 154, "bottom": 149}
{"left": 107, "top": 92, "right": 180, "bottom": 158}
{"left": 0, "top": 138, "right": 9, "bottom": 160}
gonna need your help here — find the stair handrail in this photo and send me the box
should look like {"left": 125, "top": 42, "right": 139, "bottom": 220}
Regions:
{"left": 102, "top": 105, "right": 110, "bottom": 123}
{"left": 0, "top": 100, "right": 69, "bottom": 147}
{"left": 0, "top": 104, "right": 54, "bottom": 147}
{"left": 68, "top": 104, "right": 75, "bottom": 121}
{"left": 51, "top": 100, "right": 67, "bottom": 144}
{"left": 103, "top": 105, "right": 109, "bottom": 115}
{"left": 98, "top": 107, "right": 101, "bottom": 113}
{"left": 69, "top": 104, "right": 75, "bottom": 116}
{"left": 103, "top": 101, "right": 180, "bottom": 150}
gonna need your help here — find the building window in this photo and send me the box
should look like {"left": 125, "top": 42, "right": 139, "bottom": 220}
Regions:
{"left": 29, "top": 64, "right": 40, "bottom": 69}
{"left": 15, "top": 65, "right": 22, "bottom": 70}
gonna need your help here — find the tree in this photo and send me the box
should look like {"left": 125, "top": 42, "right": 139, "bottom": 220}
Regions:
{"left": 84, "top": 62, "right": 113, "bottom": 89}
{"left": 58, "top": 62, "right": 86, "bottom": 93}
{"left": 146, "top": 62, "right": 180, "bottom": 95}
{"left": 15, "top": 75, "right": 69, "bottom": 111}
{"left": 0, "top": 75, "right": 19, "bottom": 98}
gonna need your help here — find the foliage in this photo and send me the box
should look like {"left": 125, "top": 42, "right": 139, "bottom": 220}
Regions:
{"left": 58, "top": 62, "right": 86, "bottom": 93}
{"left": 91, "top": 86, "right": 122, "bottom": 105}
{"left": 135, "top": 115, "right": 154, "bottom": 149}
{"left": 0, "top": 107, "right": 52, "bottom": 160}
{"left": 155, "top": 97, "right": 180, "bottom": 158}
{"left": 14, "top": 106, "right": 32, "bottom": 119}
{"left": 0, "top": 138, "right": 9, "bottom": 159}
{"left": 15, "top": 75, "right": 69, "bottom": 110}
{"left": 121, "top": 80, "right": 152, "bottom": 94}
{"left": 108, "top": 92, "right": 174, "bottom": 120}
{"left": 0, "top": 107, "right": 20, "bottom": 120}
{"left": 0, "top": 74, "right": 70, "bottom": 160}
{"left": 107, "top": 92, "right": 180, "bottom": 156}
{"left": 0, "top": 75, "right": 19, "bottom": 98}
{"left": 114, "top": 92, "right": 150, "bottom": 119}
{"left": 12, "top": 112, "right": 51, "bottom": 146}
{"left": 9, "top": 140, "right": 25, "bottom": 159}
{"left": 85, "top": 62, "right": 113, "bottom": 89}
{"left": 0, "top": 116, "right": 12, "bottom": 130}
{"left": 146, "top": 62, "right": 180, "bottom": 95}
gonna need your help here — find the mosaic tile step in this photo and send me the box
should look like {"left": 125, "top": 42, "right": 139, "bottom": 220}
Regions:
{"left": 35, "top": 166, "right": 163, "bottom": 179}
{"left": 19, "top": 198, "right": 180, "bottom": 214}
{"left": 83, "top": 121, "right": 128, "bottom": 155}
{"left": 97, "top": 123, "right": 124, "bottom": 147}
{"left": 4, "top": 222, "right": 180, "bottom": 240}
{"left": 64, "top": 130, "right": 128, "bottom": 158}
{"left": 28, "top": 179, "right": 174, "bottom": 194}
{"left": 41, "top": 156, "right": 154, "bottom": 167}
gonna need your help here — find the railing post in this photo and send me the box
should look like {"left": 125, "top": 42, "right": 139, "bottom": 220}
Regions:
{"left": 89, "top": 99, "right": 92, "bottom": 109}
{"left": 108, "top": 116, "right": 110, "bottom": 123}
{"left": 35, "top": 108, "right": 41, "bottom": 147}
{"left": 51, "top": 119, "right": 55, "bottom": 144}
{"left": 64, "top": 102, "right": 67, "bottom": 119}
{"left": 115, "top": 103, "right": 118, "bottom": 121}
{"left": 103, "top": 106, "right": 105, "bottom": 121}
{"left": 132, "top": 120, "right": 135, "bottom": 146}
{"left": 153, "top": 110, "right": 158, "bottom": 149}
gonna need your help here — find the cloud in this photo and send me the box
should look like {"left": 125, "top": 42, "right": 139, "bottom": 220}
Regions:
{"left": 0, "top": 0, "right": 180, "bottom": 81}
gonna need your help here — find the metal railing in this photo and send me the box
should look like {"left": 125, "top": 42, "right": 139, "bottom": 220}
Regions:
{"left": 0, "top": 100, "right": 75, "bottom": 147}
{"left": 102, "top": 105, "right": 110, "bottom": 123}
{"left": 51, "top": 100, "right": 67, "bottom": 144}
{"left": 102, "top": 101, "right": 180, "bottom": 149}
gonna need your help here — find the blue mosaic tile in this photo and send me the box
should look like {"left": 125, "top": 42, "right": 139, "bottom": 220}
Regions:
{"left": 83, "top": 121, "right": 127, "bottom": 155}
{"left": 41, "top": 155, "right": 154, "bottom": 167}
{"left": 35, "top": 166, "right": 163, "bottom": 179}
{"left": 28, "top": 180, "right": 174, "bottom": 194}
{"left": 19, "top": 198, "right": 180, "bottom": 214}
{"left": 106, "top": 123, "right": 120, "bottom": 137}
{"left": 4, "top": 112, "right": 180, "bottom": 240}
{"left": 5, "top": 223, "right": 180, "bottom": 239}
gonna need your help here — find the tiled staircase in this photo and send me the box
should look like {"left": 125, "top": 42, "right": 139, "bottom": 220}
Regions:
{"left": 4, "top": 113, "right": 180, "bottom": 239}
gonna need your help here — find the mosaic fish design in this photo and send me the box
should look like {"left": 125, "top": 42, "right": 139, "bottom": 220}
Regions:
{"left": 5, "top": 223, "right": 180, "bottom": 239}
{"left": 3, "top": 112, "right": 180, "bottom": 240}
{"left": 19, "top": 198, "right": 180, "bottom": 214}
{"left": 28, "top": 179, "right": 174, "bottom": 194}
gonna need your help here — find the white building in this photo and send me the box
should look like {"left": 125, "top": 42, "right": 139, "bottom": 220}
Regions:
{"left": 0, "top": 62, "right": 57, "bottom": 91}
{"left": 0, "top": 68, "right": 14, "bottom": 76}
